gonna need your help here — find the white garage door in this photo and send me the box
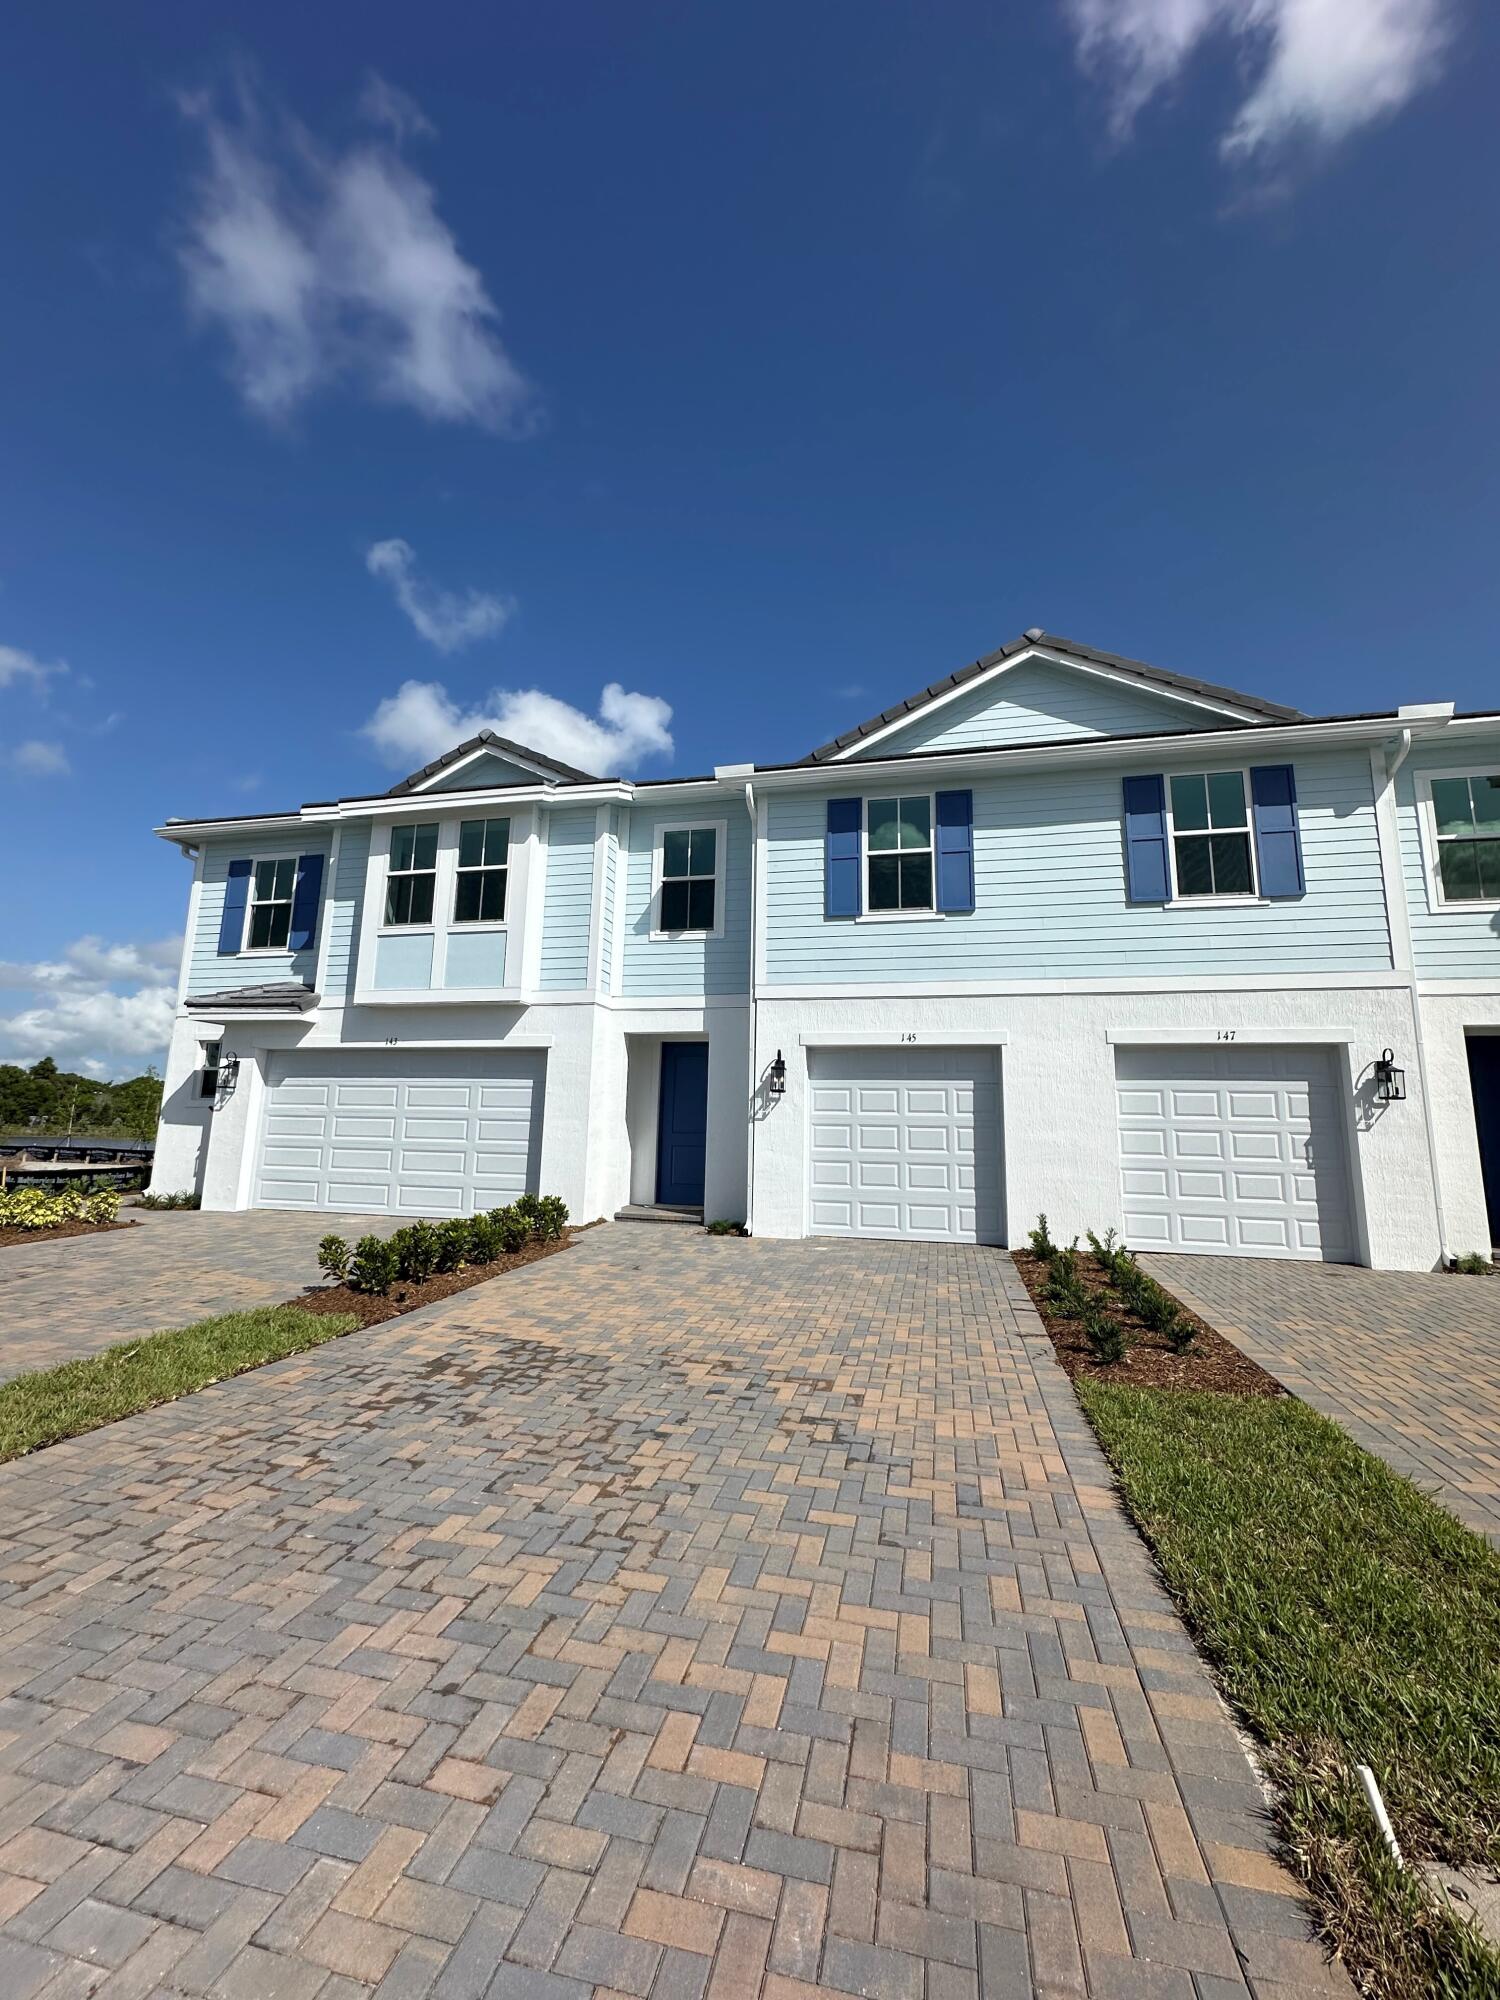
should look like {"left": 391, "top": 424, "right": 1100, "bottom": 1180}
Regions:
{"left": 808, "top": 1047, "right": 1004, "bottom": 1244}
{"left": 256, "top": 1049, "right": 545, "bottom": 1216}
{"left": 1116, "top": 1045, "right": 1355, "bottom": 1261}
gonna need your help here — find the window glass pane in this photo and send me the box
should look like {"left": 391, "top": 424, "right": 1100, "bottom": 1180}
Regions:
{"left": 1174, "top": 835, "right": 1214, "bottom": 897}
{"left": 1440, "top": 841, "right": 1482, "bottom": 900}
{"left": 662, "top": 829, "right": 691, "bottom": 878}
{"left": 1207, "top": 772, "right": 1246, "bottom": 828}
{"left": 661, "top": 879, "right": 691, "bottom": 930}
{"left": 1209, "top": 832, "right": 1253, "bottom": 895}
{"left": 390, "top": 825, "right": 415, "bottom": 872}
{"left": 898, "top": 797, "right": 930, "bottom": 849}
{"left": 1480, "top": 842, "right": 1500, "bottom": 901}
{"left": 487, "top": 817, "right": 511, "bottom": 862}
{"left": 1431, "top": 778, "right": 1474, "bottom": 836}
{"left": 248, "top": 904, "right": 274, "bottom": 948}
{"left": 254, "top": 860, "right": 278, "bottom": 898}
{"left": 687, "top": 879, "right": 716, "bottom": 930}
{"left": 410, "top": 875, "right": 434, "bottom": 925}
{"left": 480, "top": 871, "right": 507, "bottom": 922}
{"left": 385, "top": 876, "right": 407, "bottom": 926}
{"left": 868, "top": 799, "right": 900, "bottom": 851}
{"left": 1472, "top": 778, "right": 1500, "bottom": 832}
{"left": 458, "top": 820, "right": 485, "bottom": 869}
{"left": 1170, "top": 775, "right": 1209, "bottom": 832}
{"left": 414, "top": 824, "right": 438, "bottom": 870}
{"left": 454, "top": 873, "right": 481, "bottom": 923}
{"left": 270, "top": 903, "right": 292, "bottom": 949}
{"left": 899, "top": 853, "right": 933, "bottom": 907}
{"left": 689, "top": 826, "right": 716, "bottom": 876}
{"left": 868, "top": 852, "right": 900, "bottom": 909}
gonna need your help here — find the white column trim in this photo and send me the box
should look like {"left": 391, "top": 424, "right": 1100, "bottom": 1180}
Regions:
{"left": 1369, "top": 745, "right": 1414, "bottom": 974}
{"left": 586, "top": 804, "right": 611, "bottom": 991}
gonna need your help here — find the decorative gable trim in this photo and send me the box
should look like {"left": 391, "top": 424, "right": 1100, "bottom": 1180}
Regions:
{"left": 390, "top": 729, "right": 598, "bottom": 795}
{"left": 811, "top": 632, "right": 1303, "bottom": 764}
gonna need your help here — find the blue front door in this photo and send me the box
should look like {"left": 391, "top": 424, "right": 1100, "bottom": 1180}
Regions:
{"left": 657, "top": 1042, "right": 709, "bottom": 1206}
{"left": 1468, "top": 1036, "right": 1500, "bottom": 1246}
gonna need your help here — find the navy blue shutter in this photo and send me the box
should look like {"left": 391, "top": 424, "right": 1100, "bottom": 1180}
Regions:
{"left": 217, "top": 858, "right": 252, "bottom": 954}
{"left": 934, "top": 790, "right": 974, "bottom": 913}
{"left": 1122, "top": 776, "right": 1170, "bottom": 903}
{"left": 1250, "top": 765, "right": 1305, "bottom": 897}
{"left": 288, "top": 853, "right": 324, "bottom": 951}
{"left": 825, "top": 798, "right": 862, "bottom": 918}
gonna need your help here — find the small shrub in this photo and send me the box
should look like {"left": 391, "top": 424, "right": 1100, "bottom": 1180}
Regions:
{"left": 1082, "top": 1302, "right": 1129, "bottom": 1366}
{"left": 0, "top": 1184, "right": 120, "bottom": 1230}
{"left": 80, "top": 1189, "right": 122, "bottom": 1225}
{"left": 1453, "top": 1251, "right": 1493, "bottom": 1275}
{"left": 536, "top": 1195, "right": 569, "bottom": 1242}
{"left": 492, "top": 1204, "right": 530, "bottom": 1255}
{"left": 512, "top": 1192, "right": 544, "bottom": 1238}
{"left": 136, "top": 1189, "right": 200, "bottom": 1210}
{"left": 348, "top": 1235, "right": 398, "bottom": 1296}
{"left": 393, "top": 1220, "right": 441, "bottom": 1283}
{"left": 317, "top": 1234, "right": 350, "bottom": 1283}
{"left": 433, "top": 1218, "right": 474, "bottom": 1272}
{"left": 1027, "top": 1213, "right": 1058, "bottom": 1261}
{"left": 468, "top": 1211, "right": 505, "bottom": 1263}
{"left": 706, "top": 1218, "right": 743, "bottom": 1236}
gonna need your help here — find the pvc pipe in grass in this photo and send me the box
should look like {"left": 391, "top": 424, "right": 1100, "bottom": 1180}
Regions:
{"left": 1357, "top": 1764, "right": 1404, "bottom": 1869}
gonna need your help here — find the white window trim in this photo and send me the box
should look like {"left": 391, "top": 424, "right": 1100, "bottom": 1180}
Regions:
{"left": 241, "top": 854, "right": 301, "bottom": 954}
{"left": 450, "top": 813, "right": 513, "bottom": 931}
{"left": 1164, "top": 768, "right": 1264, "bottom": 906}
{"left": 379, "top": 819, "right": 443, "bottom": 935}
{"left": 863, "top": 792, "right": 939, "bottom": 917}
{"left": 198, "top": 1039, "right": 222, "bottom": 1102}
{"left": 1415, "top": 766, "right": 1500, "bottom": 914}
{"left": 650, "top": 819, "right": 727, "bottom": 941}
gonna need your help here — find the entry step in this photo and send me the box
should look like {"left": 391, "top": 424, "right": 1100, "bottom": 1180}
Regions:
{"left": 614, "top": 1204, "right": 704, "bottom": 1226}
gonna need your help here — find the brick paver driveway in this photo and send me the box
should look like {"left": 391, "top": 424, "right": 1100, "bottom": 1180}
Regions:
{"left": 0, "top": 1225, "right": 1346, "bottom": 1999}
{"left": 1143, "top": 1254, "right": 1500, "bottom": 1545}
{"left": 0, "top": 1209, "right": 411, "bottom": 1381}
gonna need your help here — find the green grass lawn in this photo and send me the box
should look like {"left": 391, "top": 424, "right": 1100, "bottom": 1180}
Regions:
{"left": 0, "top": 1306, "right": 360, "bottom": 1464}
{"left": 1078, "top": 1383, "right": 1500, "bottom": 2000}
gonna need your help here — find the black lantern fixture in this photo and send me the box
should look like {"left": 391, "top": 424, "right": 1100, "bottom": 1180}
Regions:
{"left": 1374, "top": 1048, "right": 1406, "bottom": 1103}
{"left": 768, "top": 1050, "right": 787, "bottom": 1098}
{"left": 219, "top": 1051, "right": 242, "bottom": 1093}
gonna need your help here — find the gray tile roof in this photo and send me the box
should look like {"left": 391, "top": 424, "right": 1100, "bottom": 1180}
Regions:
{"left": 804, "top": 629, "right": 1305, "bottom": 763}
{"left": 387, "top": 729, "right": 597, "bottom": 794}
{"left": 184, "top": 983, "right": 318, "bottom": 1012}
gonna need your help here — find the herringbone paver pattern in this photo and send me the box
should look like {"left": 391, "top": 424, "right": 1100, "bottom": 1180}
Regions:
{"left": 0, "top": 1225, "right": 1348, "bottom": 1998}
{"left": 0, "top": 1209, "right": 412, "bottom": 1380}
{"left": 1143, "top": 1254, "right": 1500, "bottom": 1545}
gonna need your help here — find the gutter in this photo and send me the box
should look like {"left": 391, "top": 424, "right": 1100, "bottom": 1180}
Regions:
{"left": 742, "top": 778, "right": 758, "bottom": 1234}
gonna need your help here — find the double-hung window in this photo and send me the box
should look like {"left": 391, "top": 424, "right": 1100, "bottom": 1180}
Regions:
{"left": 867, "top": 796, "right": 933, "bottom": 912}
{"left": 385, "top": 823, "right": 438, "bottom": 926}
{"left": 246, "top": 858, "right": 297, "bottom": 949}
{"left": 454, "top": 817, "right": 510, "bottom": 922}
{"left": 1168, "top": 772, "right": 1255, "bottom": 898}
{"left": 1429, "top": 773, "right": 1500, "bottom": 902}
{"left": 659, "top": 828, "right": 717, "bottom": 933}
{"left": 198, "top": 1040, "right": 221, "bottom": 1103}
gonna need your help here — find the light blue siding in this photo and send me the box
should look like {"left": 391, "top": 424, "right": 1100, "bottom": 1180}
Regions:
{"left": 445, "top": 929, "right": 507, "bottom": 987}
{"left": 427, "top": 751, "right": 554, "bottom": 789}
{"left": 849, "top": 658, "right": 1222, "bottom": 757}
{"left": 1398, "top": 735, "right": 1500, "bottom": 979}
{"left": 539, "top": 809, "right": 595, "bottom": 990}
{"left": 188, "top": 838, "right": 329, "bottom": 996}
{"left": 620, "top": 805, "right": 751, "bottom": 997}
{"left": 323, "top": 822, "right": 370, "bottom": 1000}
{"left": 375, "top": 932, "right": 433, "bottom": 989}
{"left": 765, "top": 748, "right": 1390, "bottom": 983}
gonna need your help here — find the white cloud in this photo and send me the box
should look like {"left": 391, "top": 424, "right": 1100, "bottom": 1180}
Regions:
{"left": 9, "top": 740, "right": 70, "bottom": 777}
{"left": 178, "top": 74, "right": 536, "bottom": 429}
{"left": 361, "top": 679, "right": 674, "bottom": 777}
{"left": 1062, "top": 0, "right": 1452, "bottom": 156}
{"left": 366, "top": 537, "right": 514, "bottom": 652}
{"left": 0, "top": 643, "right": 66, "bottom": 692}
{"left": 0, "top": 935, "right": 181, "bottom": 1080}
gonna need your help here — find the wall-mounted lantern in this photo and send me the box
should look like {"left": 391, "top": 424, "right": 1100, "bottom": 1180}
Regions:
{"left": 768, "top": 1050, "right": 787, "bottom": 1098}
{"left": 219, "top": 1052, "right": 242, "bottom": 1093}
{"left": 1374, "top": 1049, "right": 1406, "bottom": 1103}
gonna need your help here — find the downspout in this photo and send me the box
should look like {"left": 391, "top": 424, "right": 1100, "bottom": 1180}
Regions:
{"left": 743, "top": 781, "right": 758, "bottom": 1234}
{"left": 1384, "top": 727, "right": 1452, "bottom": 1264}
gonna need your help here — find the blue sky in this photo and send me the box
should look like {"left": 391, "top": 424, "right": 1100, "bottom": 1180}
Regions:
{"left": 1, "top": 0, "right": 1495, "bottom": 1075}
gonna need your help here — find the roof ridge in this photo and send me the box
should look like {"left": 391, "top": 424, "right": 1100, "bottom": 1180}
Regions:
{"left": 386, "top": 728, "right": 598, "bottom": 794}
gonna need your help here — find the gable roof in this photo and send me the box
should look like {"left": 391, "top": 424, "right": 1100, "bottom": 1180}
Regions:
{"left": 805, "top": 629, "right": 1305, "bottom": 763}
{"left": 387, "top": 729, "right": 598, "bottom": 794}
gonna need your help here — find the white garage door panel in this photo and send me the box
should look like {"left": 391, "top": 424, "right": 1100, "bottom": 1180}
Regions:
{"left": 808, "top": 1047, "right": 1004, "bottom": 1244}
{"left": 256, "top": 1050, "right": 544, "bottom": 1215}
{"left": 1116, "top": 1045, "right": 1354, "bottom": 1262}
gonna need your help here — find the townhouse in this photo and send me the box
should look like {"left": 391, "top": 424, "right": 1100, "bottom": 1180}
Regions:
{"left": 150, "top": 631, "right": 1500, "bottom": 1269}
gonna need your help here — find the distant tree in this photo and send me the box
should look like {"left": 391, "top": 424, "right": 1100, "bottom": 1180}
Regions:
{"left": 112, "top": 1067, "right": 163, "bottom": 1143}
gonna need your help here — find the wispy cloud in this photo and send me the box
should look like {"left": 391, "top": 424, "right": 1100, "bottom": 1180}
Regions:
{"left": 0, "top": 643, "right": 66, "bottom": 692}
{"left": 361, "top": 679, "right": 674, "bottom": 778}
{"left": 8, "top": 740, "right": 70, "bottom": 778}
{"left": 177, "top": 71, "right": 537, "bottom": 430}
{"left": 366, "top": 537, "right": 515, "bottom": 652}
{"left": 0, "top": 934, "right": 181, "bottom": 1080}
{"left": 1062, "top": 0, "right": 1452, "bottom": 157}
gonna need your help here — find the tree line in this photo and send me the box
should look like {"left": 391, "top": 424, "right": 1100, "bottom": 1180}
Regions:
{"left": 0, "top": 1058, "right": 162, "bottom": 1142}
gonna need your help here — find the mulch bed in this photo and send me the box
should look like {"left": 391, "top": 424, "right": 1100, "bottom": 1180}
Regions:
{"left": 288, "top": 1228, "right": 582, "bottom": 1330}
{"left": 0, "top": 1219, "right": 139, "bottom": 1250}
{"left": 1012, "top": 1249, "right": 1284, "bottom": 1396}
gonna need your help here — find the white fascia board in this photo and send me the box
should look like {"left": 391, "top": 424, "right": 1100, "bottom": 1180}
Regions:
{"left": 798, "top": 1030, "right": 1009, "bottom": 1046}
{"left": 824, "top": 646, "right": 1273, "bottom": 761}
{"left": 1105, "top": 1026, "right": 1359, "bottom": 1045}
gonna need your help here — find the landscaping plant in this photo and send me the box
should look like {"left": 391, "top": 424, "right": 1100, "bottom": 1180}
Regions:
{"left": 1081, "top": 1300, "right": 1129, "bottom": 1366}
{"left": 135, "top": 1188, "right": 201, "bottom": 1210}
{"left": 392, "top": 1220, "right": 442, "bottom": 1282}
{"left": 494, "top": 1204, "right": 530, "bottom": 1254}
{"left": 317, "top": 1234, "right": 350, "bottom": 1283}
{"left": 1453, "top": 1251, "right": 1494, "bottom": 1275}
{"left": 1027, "top": 1213, "right": 1058, "bottom": 1260}
{"left": 347, "top": 1235, "right": 398, "bottom": 1296}
{"left": 0, "top": 1184, "right": 121, "bottom": 1230}
{"left": 512, "top": 1192, "right": 544, "bottom": 1237}
{"left": 536, "top": 1195, "right": 569, "bottom": 1241}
